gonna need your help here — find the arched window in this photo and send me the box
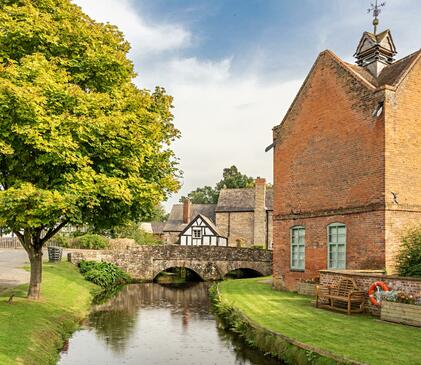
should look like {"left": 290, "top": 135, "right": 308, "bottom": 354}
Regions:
{"left": 290, "top": 226, "right": 305, "bottom": 270}
{"left": 327, "top": 223, "right": 346, "bottom": 269}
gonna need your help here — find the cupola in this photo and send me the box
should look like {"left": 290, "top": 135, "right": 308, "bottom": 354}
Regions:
{"left": 354, "top": 0, "right": 397, "bottom": 78}
{"left": 354, "top": 30, "right": 397, "bottom": 78}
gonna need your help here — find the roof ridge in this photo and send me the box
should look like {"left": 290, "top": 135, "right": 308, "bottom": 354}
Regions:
{"left": 323, "top": 50, "right": 377, "bottom": 89}
{"left": 390, "top": 49, "right": 421, "bottom": 66}
{"left": 379, "top": 49, "right": 421, "bottom": 88}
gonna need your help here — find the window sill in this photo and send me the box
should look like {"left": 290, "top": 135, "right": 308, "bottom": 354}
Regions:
{"left": 290, "top": 269, "right": 305, "bottom": 272}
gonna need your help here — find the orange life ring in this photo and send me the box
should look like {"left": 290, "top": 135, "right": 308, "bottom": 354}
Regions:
{"left": 368, "top": 281, "right": 389, "bottom": 306}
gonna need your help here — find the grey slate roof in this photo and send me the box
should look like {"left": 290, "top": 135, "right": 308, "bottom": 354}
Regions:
{"left": 215, "top": 188, "right": 273, "bottom": 212}
{"left": 163, "top": 204, "right": 216, "bottom": 232}
{"left": 150, "top": 222, "right": 165, "bottom": 234}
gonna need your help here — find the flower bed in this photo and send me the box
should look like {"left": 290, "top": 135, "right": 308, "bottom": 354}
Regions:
{"left": 380, "top": 290, "right": 421, "bottom": 327}
{"left": 381, "top": 302, "right": 421, "bottom": 327}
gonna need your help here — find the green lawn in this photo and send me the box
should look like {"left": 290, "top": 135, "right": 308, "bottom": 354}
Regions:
{"left": 218, "top": 277, "right": 421, "bottom": 365}
{"left": 0, "top": 262, "right": 96, "bottom": 365}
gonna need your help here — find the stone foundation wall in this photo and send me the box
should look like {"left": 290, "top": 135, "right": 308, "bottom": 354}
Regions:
{"left": 320, "top": 270, "right": 421, "bottom": 315}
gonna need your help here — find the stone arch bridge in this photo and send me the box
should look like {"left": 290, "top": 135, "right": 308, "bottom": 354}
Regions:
{"left": 68, "top": 245, "right": 272, "bottom": 281}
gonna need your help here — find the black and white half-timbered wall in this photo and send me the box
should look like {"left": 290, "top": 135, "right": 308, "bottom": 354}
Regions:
{"left": 179, "top": 214, "right": 228, "bottom": 246}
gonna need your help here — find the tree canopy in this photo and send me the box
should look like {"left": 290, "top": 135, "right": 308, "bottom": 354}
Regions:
{"left": 0, "top": 0, "right": 180, "bottom": 298}
{"left": 181, "top": 166, "right": 254, "bottom": 204}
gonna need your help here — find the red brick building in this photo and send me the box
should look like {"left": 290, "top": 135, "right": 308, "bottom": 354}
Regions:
{"left": 272, "top": 28, "right": 421, "bottom": 290}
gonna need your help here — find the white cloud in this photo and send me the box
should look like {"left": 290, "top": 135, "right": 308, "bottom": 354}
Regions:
{"left": 72, "top": 0, "right": 304, "bottom": 210}
{"left": 139, "top": 57, "right": 300, "bottom": 209}
{"left": 73, "top": 0, "right": 191, "bottom": 55}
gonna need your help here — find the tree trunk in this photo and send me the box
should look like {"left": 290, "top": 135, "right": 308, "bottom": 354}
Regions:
{"left": 27, "top": 245, "right": 43, "bottom": 299}
{"left": 18, "top": 229, "right": 44, "bottom": 300}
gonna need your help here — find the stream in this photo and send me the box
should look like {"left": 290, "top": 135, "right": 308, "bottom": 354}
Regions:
{"left": 57, "top": 282, "right": 282, "bottom": 365}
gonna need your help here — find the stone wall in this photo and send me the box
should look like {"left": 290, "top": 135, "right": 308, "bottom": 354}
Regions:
{"left": 216, "top": 211, "right": 255, "bottom": 247}
{"left": 253, "top": 178, "right": 267, "bottom": 246}
{"left": 68, "top": 245, "right": 272, "bottom": 281}
{"left": 319, "top": 270, "right": 421, "bottom": 315}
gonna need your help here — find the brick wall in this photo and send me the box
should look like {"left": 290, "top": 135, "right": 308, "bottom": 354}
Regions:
{"left": 384, "top": 57, "right": 421, "bottom": 272}
{"left": 272, "top": 51, "right": 387, "bottom": 290}
{"left": 320, "top": 270, "right": 421, "bottom": 315}
{"left": 273, "top": 52, "right": 385, "bottom": 217}
{"left": 272, "top": 211, "right": 386, "bottom": 290}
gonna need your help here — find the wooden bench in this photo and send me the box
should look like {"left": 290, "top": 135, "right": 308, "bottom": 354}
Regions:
{"left": 316, "top": 278, "right": 365, "bottom": 315}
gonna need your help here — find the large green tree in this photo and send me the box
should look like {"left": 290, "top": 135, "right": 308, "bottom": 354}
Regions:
{"left": 0, "top": 0, "right": 180, "bottom": 299}
{"left": 181, "top": 166, "right": 254, "bottom": 204}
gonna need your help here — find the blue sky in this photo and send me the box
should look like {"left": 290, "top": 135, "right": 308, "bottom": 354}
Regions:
{"left": 73, "top": 0, "right": 421, "bottom": 211}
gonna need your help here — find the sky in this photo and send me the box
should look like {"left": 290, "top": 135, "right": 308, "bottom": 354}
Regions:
{"left": 72, "top": 0, "right": 421, "bottom": 211}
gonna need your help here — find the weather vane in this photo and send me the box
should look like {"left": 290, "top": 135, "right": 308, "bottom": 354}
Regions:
{"left": 368, "top": 0, "right": 386, "bottom": 35}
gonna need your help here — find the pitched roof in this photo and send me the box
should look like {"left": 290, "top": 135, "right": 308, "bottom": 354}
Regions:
{"left": 150, "top": 222, "right": 165, "bottom": 234}
{"left": 215, "top": 187, "right": 273, "bottom": 212}
{"left": 344, "top": 49, "right": 421, "bottom": 88}
{"left": 163, "top": 204, "right": 216, "bottom": 232}
{"left": 179, "top": 214, "right": 226, "bottom": 238}
{"left": 274, "top": 49, "right": 421, "bottom": 138}
{"left": 377, "top": 50, "right": 421, "bottom": 87}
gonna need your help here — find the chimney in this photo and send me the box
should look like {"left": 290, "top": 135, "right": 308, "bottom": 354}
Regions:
{"left": 183, "top": 198, "right": 192, "bottom": 224}
{"left": 253, "top": 177, "right": 267, "bottom": 247}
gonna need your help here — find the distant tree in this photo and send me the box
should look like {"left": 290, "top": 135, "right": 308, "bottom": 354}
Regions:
{"left": 215, "top": 166, "right": 255, "bottom": 190}
{"left": 0, "top": 0, "right": 180, "bottom": 299}
{"left": 181, "top": 166, "right": 254, "bottom": 204}
{"left": 181, "top": 186, "right": 219, "bottom": 204}
{"left": 149, "top": 204, "right": 169, "bottom": 222}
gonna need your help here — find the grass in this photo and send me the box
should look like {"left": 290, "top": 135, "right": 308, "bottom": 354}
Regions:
{"left": 0, "top": 262, "right": 96, "bottom": 365}
{"left": 218, "top": 277, "right": 421, "bottom": 365}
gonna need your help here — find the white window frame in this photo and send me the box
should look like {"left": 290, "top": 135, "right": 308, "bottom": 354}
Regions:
{"left": 327, "top": 223, "right": 346, "bottom": 269}
{"left": 290, "top": 226, "right": 305, "bottom": 270}
{"left": 192, "top": 228, "right": 202, "bottom": 239}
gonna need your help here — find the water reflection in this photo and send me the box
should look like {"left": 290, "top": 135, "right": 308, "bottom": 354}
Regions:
{"left": 58, "top": 283, "right": 282, "bottom": 365}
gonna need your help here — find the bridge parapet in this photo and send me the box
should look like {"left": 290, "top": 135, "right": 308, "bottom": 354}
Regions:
{"left": 68, "top": 245, "right": 272, "bottom": 281}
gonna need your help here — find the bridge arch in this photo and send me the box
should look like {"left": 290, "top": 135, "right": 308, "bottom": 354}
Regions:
{"left": 152, "top": 266, "right": 204, "bottom": 282}
{"left": 220, "top": 261, "right": 271, "bottom": 279}
{"left": 223, "top": 268, "right": 264, "bottom": 279}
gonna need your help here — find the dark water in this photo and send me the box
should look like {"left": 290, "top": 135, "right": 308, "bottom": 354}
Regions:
{"left": 58, "top": 282, "right": 282, "bottom": 365}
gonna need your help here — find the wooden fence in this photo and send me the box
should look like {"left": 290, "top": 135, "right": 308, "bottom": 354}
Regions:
{"left": 0, "top": 237, "right": 59, "bottom": 249}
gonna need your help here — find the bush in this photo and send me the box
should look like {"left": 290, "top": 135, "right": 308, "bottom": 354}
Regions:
{"left": 114, "top": 222, "right": 162, "bottom": 245}
{"left": 77, "top": 234, "right": 109, "bottom": 249}
{"left": 55, "top": 234, "right": 109, "bottom": 249}
{"left": 79, "top": 260, "right": 131, "bottom": 288}
{"left": 397, "top": 226, "right": 421, "bottom": 277}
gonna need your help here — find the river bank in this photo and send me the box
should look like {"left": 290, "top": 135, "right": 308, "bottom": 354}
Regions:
{"left": 214, "top": 277, "right": 421, "bottom": 365}
{"left": 0, "top": 262, "right": 96, "bottom": 365}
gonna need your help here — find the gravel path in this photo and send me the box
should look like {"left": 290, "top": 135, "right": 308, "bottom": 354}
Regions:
{"left": 0, "top": 249, "right": 30, "bottom": 292}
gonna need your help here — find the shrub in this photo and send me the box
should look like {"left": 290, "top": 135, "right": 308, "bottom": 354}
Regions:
{"left": 53, "top": 233, "right": 109, "bottom": 249}
{"left": 77, "top": 234, "right": 109, "bottom": 249}
{"left": 114, "top": 222, "right": 162, "bottom": 245}
{"left": 79, "top": 260, "right": 131, "bottom": 288}
{"left": 397, "top": 226, "right": 421, "bottom": 277}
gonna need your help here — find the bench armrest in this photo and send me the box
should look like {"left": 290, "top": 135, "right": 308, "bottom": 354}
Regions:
{"left": 316, "top": 285, "right": 331, "bottom": 297}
